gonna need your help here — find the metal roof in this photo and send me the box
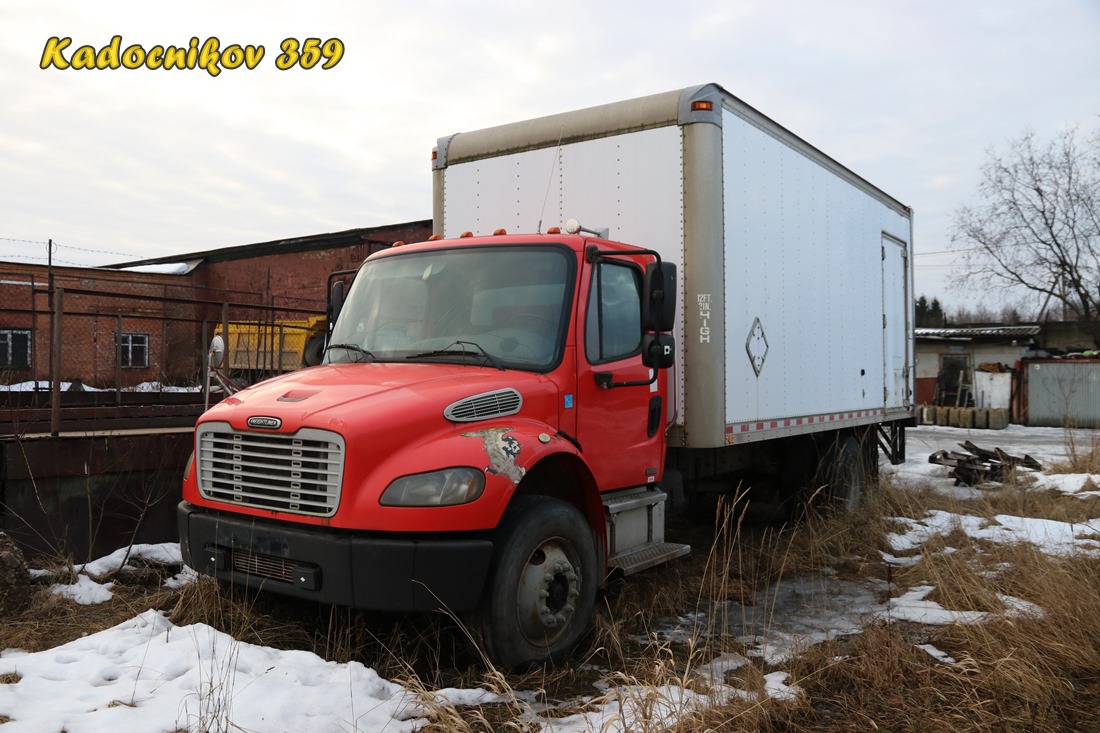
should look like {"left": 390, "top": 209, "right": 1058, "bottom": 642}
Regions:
{"left": 104, "top": 219, "right": 432, "bottom": 269}
{"left": 916, "top": 325, "right": 1041, "bottom": 340}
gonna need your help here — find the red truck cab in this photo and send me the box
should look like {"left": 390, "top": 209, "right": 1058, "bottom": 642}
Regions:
{"left": 179, "top": 230, "right": 681, "bottom": 668}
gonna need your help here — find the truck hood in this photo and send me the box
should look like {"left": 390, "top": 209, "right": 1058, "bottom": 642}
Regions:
{"left": 202, "top": 362, "right": 561, "bottom": 436}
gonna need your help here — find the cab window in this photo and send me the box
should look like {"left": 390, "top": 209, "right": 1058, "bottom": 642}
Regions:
{"left": 585, "top": 261, "right": 642, "bottom": 363}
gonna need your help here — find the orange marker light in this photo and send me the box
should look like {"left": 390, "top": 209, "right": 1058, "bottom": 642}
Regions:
{"left": 547, "top": 226, "right": 561, "bottom": 234}
{"left": 691, "top": 100, "right": 714, "bottom": 112}
{"left": 460, "top": 231, "right": 474, "bottom": 238}
{"left": 493, "top": 228, "right": 508, "bottom": 236}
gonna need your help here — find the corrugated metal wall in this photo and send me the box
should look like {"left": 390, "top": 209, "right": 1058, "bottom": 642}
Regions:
{"left": 1026, "top": 360, "right": 1100, "bottom": 428}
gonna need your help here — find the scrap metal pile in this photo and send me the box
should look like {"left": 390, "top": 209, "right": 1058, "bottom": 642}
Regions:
{"left": 929, "top": 440, "right": 1043, "bottom": 486}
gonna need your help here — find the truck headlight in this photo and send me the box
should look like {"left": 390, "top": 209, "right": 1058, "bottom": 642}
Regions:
{"left": 380, "top": 467, "right": 486, "bottom": 507}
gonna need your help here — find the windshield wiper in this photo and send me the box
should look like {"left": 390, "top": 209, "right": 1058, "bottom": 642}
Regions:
{"left": 324, "top": 343, "right": 375, "bottom": 362}
{"left": 406, "top": 340, "right": 505, "bottom": 371}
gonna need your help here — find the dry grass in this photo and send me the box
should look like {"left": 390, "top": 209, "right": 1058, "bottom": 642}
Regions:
{"left": 0, "top": 565, "right": 181, "bottom": 654}
{"left": 761, "top": 473, "right": 1100, "bottom": 733}
{"left": 6, "top": 463, "right": 1100, "bottom": 732}
{"left": 1050, "top": 429, "right": 1100, "bottom": 475}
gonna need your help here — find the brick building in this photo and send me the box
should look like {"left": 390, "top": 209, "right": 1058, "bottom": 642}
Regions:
{"left": 0, "top": 220, "right": 431, "bottom": 388}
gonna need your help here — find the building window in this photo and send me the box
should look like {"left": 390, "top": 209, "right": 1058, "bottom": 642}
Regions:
{"left": 118, "top": 333, "right": 149, "bottom": 368}
{"left": 1, "top": 329, "right": 32, "bottom": 369}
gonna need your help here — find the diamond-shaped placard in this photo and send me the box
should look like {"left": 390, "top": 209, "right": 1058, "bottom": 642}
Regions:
{"left": 745, "top": 317, "right": 768, "bottom": 376}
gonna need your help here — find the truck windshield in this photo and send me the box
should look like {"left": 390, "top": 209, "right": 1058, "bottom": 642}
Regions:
{"left": 325, "top": 245, "right": 573, "bottom": 371}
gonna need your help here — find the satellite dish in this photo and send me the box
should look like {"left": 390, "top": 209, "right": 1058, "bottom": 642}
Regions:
{"left": 209, "top": 335, "right": 226, "bottom": 369}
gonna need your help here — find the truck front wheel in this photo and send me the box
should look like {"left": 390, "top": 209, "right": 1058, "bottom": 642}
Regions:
{"left": 476, "top": 496, "right": 597, "bottom": 670}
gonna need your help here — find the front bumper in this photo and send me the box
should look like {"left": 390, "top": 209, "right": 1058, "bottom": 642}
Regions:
{"left": 177, "top": 501, "right": 494, "bottom": 612}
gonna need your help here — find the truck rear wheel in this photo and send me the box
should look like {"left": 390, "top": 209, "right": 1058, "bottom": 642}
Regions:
{"left": 819, "top": 434, "right": 869, "bottom": 511}
{"left": 476, "top": 496, "right": 597, "bottom": 670}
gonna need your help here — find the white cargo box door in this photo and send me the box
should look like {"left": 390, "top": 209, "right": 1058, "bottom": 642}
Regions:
{"left": 882, "top": 233, "right": 911, "bottom": 410}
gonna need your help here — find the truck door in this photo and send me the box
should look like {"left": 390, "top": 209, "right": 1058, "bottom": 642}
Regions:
{"left": 574, "top": 257, "right": 665, "bottom": 491}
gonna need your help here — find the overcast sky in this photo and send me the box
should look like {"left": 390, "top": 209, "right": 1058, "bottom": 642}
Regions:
{"left": 2, "top": 0, "right": 1098, "bottom": 309}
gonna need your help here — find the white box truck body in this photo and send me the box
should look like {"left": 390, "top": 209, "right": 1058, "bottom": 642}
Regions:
{"left": 433, "top": 83, "right": 914, "bottom": 454}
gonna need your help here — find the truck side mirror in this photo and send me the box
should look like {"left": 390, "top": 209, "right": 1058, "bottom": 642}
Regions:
{"left": 641, "top": 333, "right": 675, "bottom": 369}
{"left": 209, "top": 335, "right": 226, "bottom": 369}
{"left": 329, "top": 280, "right": 345, "bottom": 323}
{"left": 642, "top": 262, "right": 677, "bottom": 332}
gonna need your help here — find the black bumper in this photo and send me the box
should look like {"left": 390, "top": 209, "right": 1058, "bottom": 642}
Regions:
{"left": 177, "top": 501, "right": 494, "bottom": 612}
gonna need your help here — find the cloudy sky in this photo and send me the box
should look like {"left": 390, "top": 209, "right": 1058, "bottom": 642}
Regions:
{"left": 2, "top": 0, "right": 1098, "bottom": 308}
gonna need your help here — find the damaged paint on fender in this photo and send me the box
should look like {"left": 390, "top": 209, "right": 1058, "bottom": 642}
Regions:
{"left": 461, "top": 427, "right": 526, "bottom": 484}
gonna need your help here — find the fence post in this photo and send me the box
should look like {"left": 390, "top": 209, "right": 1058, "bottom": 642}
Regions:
{"left": 202, "top": 320, "right": 210, "bottom": 412}
{"left": 221, "top": 303, "right": 229, "bottom": 366}
{"left": 116, "top": 314, "right": 123, "bottom": 405}
{"left": 50, "top": 287, "right": 64, "bottom": 436}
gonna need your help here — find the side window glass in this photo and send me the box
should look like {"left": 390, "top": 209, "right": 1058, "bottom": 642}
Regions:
{"left": 585, "top": 262, "right": 642, "bottom": 363}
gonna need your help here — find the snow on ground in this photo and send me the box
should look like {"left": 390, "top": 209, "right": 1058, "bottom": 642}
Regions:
{"left": 886, "top": 509, "right": 1100, "bottom": 557}
{"left": 0, "top": 381, "right": 200, "bottom": 393}
{"left": 2, "top": 424, "right": 1098, "bottom": 732}
{"left": 891, "top": 424, "right": 1100, "bottom": 497}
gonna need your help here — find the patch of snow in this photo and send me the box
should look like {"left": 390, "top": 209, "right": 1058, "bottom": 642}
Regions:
{"left": 916, "top": 644, "right": 957, "bottom": 664}
{"left": 0, "top": 611, "right": 421, "bottom": 733}
{"left": 76, "top": 543, "right": 182, "bottom": 579}
{"left": 879, "top": 584, "right": 990, "bottom": 625}
{"left": 763, "top": 671, "right": 801, "bottom": 702}
{"left": 693, "top": 652, "right": 750, "bottom": 685}
{"left": 1038, "top": 473, "right": 1100, "bottom": 495}
{"left": 49, "top": 574, "right": 114, "bottom": 605}
{"left": 888, "top": 510, "right": 1100, "bottom": 557}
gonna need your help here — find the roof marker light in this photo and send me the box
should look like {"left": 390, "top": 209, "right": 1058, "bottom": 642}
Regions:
{"left": 428, "top": 235, "right": 442, "bottom": 241}
{"left": 392, "top": 241, "right": 406, "bottom": 247}
{"left": 493, "top": 228, "right": 508, "bottom": 236}
{"left": 691, "top": 100, "right": 714, "bottom": 112}
{"left": 547, "top": 226, "right": 561, "bottom": 234}
{"left": 460, "top": 231, "right": 474, "bottom": 238}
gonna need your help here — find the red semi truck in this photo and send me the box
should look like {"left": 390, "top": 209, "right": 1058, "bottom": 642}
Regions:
{"left": 179, "top": 83, "right": 914, "bottom": 668}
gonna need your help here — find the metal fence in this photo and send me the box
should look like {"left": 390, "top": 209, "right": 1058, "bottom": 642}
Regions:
{"left": 1, "top": 267, "right": 337, "bottom": 426}
{"left": 1025, "top": 358, "right": 1100, "bottom": 429}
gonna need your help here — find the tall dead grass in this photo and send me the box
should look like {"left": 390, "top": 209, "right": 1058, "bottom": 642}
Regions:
{"left": 766, "top": 470, "right": 1100, "bottom": 732}
{"left": 1051, "top": 428, "right": 1100, "bottom": 475}
{"left": 7, "top": 458, "right": 1100, "bottom": 732}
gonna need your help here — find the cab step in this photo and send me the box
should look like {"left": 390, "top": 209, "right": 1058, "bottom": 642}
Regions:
{"left": 604, "top": 486, "right": 691, "bottom": 575}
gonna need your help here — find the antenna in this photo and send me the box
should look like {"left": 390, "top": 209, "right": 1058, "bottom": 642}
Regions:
{"left": 536, "top": 125, "right": 564, "bottom": 234}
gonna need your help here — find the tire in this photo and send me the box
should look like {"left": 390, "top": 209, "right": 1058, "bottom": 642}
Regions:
{"left": 302, "top": 335, "right": 326, "bottom": 367}
{"left": 476, "top": 496, "right": 597, "bottom": 670}
{"left": 818, "top": 435, "right": 869, "bottom": 512}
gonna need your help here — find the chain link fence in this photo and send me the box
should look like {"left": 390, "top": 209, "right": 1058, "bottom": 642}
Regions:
{"left": 0, "top": 266, "right": 330, "bottom": 396}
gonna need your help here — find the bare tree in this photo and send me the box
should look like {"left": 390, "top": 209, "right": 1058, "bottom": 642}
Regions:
{"left": 951, "top": 125, "right": 1100, "bottom": 343}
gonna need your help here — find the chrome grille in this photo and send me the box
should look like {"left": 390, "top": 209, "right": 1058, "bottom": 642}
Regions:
{"left": 444, "top": 388, "right": 523, "bottom": 422}
{"left": 196, "top": 423, "right": 344, "bottom": 517}
{"left": 231, "top": 549, "right": 295, "bottom": 583}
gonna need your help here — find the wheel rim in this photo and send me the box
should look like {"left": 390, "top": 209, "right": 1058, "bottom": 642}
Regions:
{"left": 514, "top": 538, "right": 582, "bottom": 647}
